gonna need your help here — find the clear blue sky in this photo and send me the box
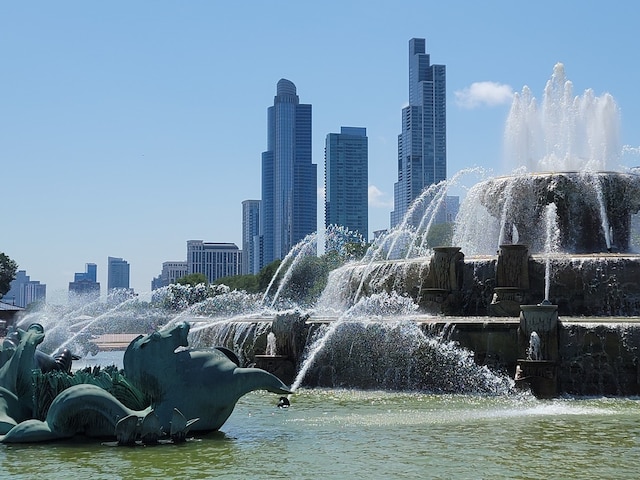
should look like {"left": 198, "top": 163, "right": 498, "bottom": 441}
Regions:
{"left": 3, "top": 1, "right": 640, "bottom": 299}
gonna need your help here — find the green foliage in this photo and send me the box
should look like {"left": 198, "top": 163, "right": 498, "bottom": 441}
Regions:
{"left": 176, "top": 273, "right": 209, "bottom": 287}
{"left": 157, "top": 282, "right": 225, "bottom": 310}
{"left": 215, "top": 274, "right": 259, "bottom": 293}
{"left": 343, "top": 241, "right": 371, "bottom": 260}
{"left": 424, "top": 222, "right": 454, "bottom": 248}
{"left": 281, "top": 255, "right": 330, "bottom": 305}
{"left": 258, "top": 259, "right": 282, "bottom": 291}
{"left": 0, "top": 252, "right": 18, "bottom": 299}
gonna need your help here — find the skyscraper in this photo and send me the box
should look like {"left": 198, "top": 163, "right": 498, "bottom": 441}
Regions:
{"left": 325, "top": 127, "right": 369, "bottom": 241}
{"left": 69, "top": 263, "right": 100, "bottom": 302}
{"left": 242, "top": 199, "right": 261, "bottom": 275}
{"left": 3, "top": 270, "right": 46, "bottom": 308}
{"left": 260, "top": 79, "right": 316, "bottom": 268}
{"left": 107, "top": 256, "right": 130, "bottom": 292}
{"left": 75, "top": 263, "right": 97, "bottom": 283}
{"left": 391, "top": 38, "right": 446, "bottom": 228}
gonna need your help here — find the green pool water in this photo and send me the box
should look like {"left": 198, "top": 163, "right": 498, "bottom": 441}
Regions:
{"left": 2, "top": 389, "right": 639, "bottom": 479}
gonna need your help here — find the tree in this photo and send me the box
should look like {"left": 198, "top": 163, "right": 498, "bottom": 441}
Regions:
{"left": 425, "top": 222, "right": 454, "bottom": 248}
{"left": 258, "top": 259, "right": 282, "bottom": 291}
{"left": 176, "top": 273, "right": 209, "bottom": 287}
{"left": 343, "top": 241, "right": 371, "bottom": 261}
{"left": 0, "top": 252, "right": 18, "bottom": 299}
{"left": 283, "top": 255, "right": 329, "bottom": 305}
{"left": 215, "top": 274, "right": 259, "bottom": 293}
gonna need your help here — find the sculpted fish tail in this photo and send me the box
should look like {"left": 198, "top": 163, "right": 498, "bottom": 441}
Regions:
{"left": 46, "top": 384, "right": 143, "bottom": 437}
{"left": 236, "top": 368, "right": 292, "bottom": 395}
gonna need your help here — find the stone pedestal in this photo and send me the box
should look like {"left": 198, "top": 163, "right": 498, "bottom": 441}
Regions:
{"left": 489, "top": 244, "right": 530, "bottom": 317}
{"left": 426, "top": 246, "right": 464, "bottom": 290}
{"left": 515, "top": 302, "right": 559, "bottom": 398}
{"left": 489, "top": 287, "right": 527, "bottom": 317}
{"left": 519, "top": 302, "right": 559, "bottom": 362}
{"left": 421, "top": 246, "right": 464, "bottom": 314}
{"left": 496, "top": 244, "right": 530, "bottom": 289}
{"left": 421, "top": 288, "right": 455, "bottom": 314}
{"left": 271, "top": 312, "right": 309, "bottom": 366}
{"left": 514, "top": 360, "right": 557, "bottom": 399}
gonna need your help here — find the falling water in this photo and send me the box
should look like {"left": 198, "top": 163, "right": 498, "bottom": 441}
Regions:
{"left": 263, "top": 226, "right": 366, "bottom": 309}
{"left": 411, "top": 168, "right": 484, "bottom": 256}
{"left": 262, "top": 232, "right": 317, "bottom": 307}
{"left": 294, "top": 314, "right": 515, "bottom": 394}
{"left": 586, "top": 172, "right": 612, "bottom": 250}
{"left": 265, "top": 332, "right": 277, "bottom": 356}
{"left": 290, "top": 291, "right": 419, "bottom": 392}
{"left": 497, "top": 167, "right": 528, "bottom": 246}
{"left": 542, "top": 203, "right": 560, "bottom": 301}
{"left": 16, "top": 294, "right": 165, "bottom": 355}
{"left": 351, "top": 168, "right": 483, "bottom": 304}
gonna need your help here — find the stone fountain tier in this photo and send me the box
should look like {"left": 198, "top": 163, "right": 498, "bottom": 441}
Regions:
{"left": 475, "top": 171, "right": 640, "bottom": 253}
{"left": 194, "top": 313, "right": 640, "bottom": 397}
{"left": 334, "top": 253, "right": 640, "bottom": 317}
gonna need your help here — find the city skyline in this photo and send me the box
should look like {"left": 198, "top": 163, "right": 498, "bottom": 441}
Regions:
{"left": 4, "top": 2, "right": 640, "bottom": 298}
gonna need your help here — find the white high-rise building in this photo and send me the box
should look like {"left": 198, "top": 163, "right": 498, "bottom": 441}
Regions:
{"left": 187, "top": 240, "right": 242, "bottom": 284}
{"left": 151, "top": 261, "right": 189, "bottom": 290}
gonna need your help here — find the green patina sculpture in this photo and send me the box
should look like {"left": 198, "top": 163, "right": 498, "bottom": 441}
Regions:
{"left": 0, "top": 321, "right": 291, "bottom": 444}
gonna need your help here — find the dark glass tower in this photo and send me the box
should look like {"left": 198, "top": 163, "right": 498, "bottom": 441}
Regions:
{"left": 241, "top": 199, "right": 261, "bottom": 275}
{"left": 325, "top": 127, "right": 369, "bottom": 241}
{"left": 391, "top": 38, "right": 447, "bottom": 227}
{"left": 107, "top": 256, "right": 130, "bottom": 292}
{"left": 261, "top": 79, "right": 316, "bottom": 267}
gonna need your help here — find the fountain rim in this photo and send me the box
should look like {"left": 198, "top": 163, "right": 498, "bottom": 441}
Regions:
{"left": 485, "top": 170, "right": 640, "bottom": 181}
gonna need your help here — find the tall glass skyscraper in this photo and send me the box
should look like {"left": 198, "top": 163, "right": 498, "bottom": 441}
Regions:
{"left": 325, "top": 127, "right": 368, "bottom": 241}
{"left": 260, "top": 79, "right": 316, "bottom": 268}
{"left": 391, "top": 38, "right": 446, "bottom": 228}
{"left": 107, "top": 256, "right": 130, "bottom": 292}
{"left": 242, "top": 199, "right": 261, "bottom": 275}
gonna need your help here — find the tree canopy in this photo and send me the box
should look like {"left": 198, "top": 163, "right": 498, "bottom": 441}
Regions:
{"left": 175, "top": 273, "right": 209, "bottom": 287}
{"left": 0, "top": 252, "right": 18, "bottom": 299}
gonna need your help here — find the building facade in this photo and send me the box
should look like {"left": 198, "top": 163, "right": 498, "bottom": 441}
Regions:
{"left": 69, "top": 263, "right": 100, "bottom": 302}
{"left": 151, "top": 261, "right": 188, "bottom": 290}
{"left": 75, "top": 263, "right": 97, "bottom": 282}
{"left": 242, "top": 199, "right": 261, "bottom": 275}
{"left": 187, "top": 240, "right": 242, "bottom": 284}
{"left": 107, "top": 257, "right": 130, "bottom": 292}
{"left": 391, "top": 38, "right": 447, "bottom": 228}
{"left": 325, "top": 127, "right": 369, "bottom": 242}
{"left": 3, "top": 270, "right": 46, "bottom": 308}
{"left": 260, "top": 79, "right": 317, "bottom": 268}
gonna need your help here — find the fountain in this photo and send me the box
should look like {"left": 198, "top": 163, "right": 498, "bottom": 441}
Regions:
{"left": 282, "top": 62, "right": 640, "bottom": 397}
{"left": 3, "top": 63, "right": 640, "bottom": 450}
